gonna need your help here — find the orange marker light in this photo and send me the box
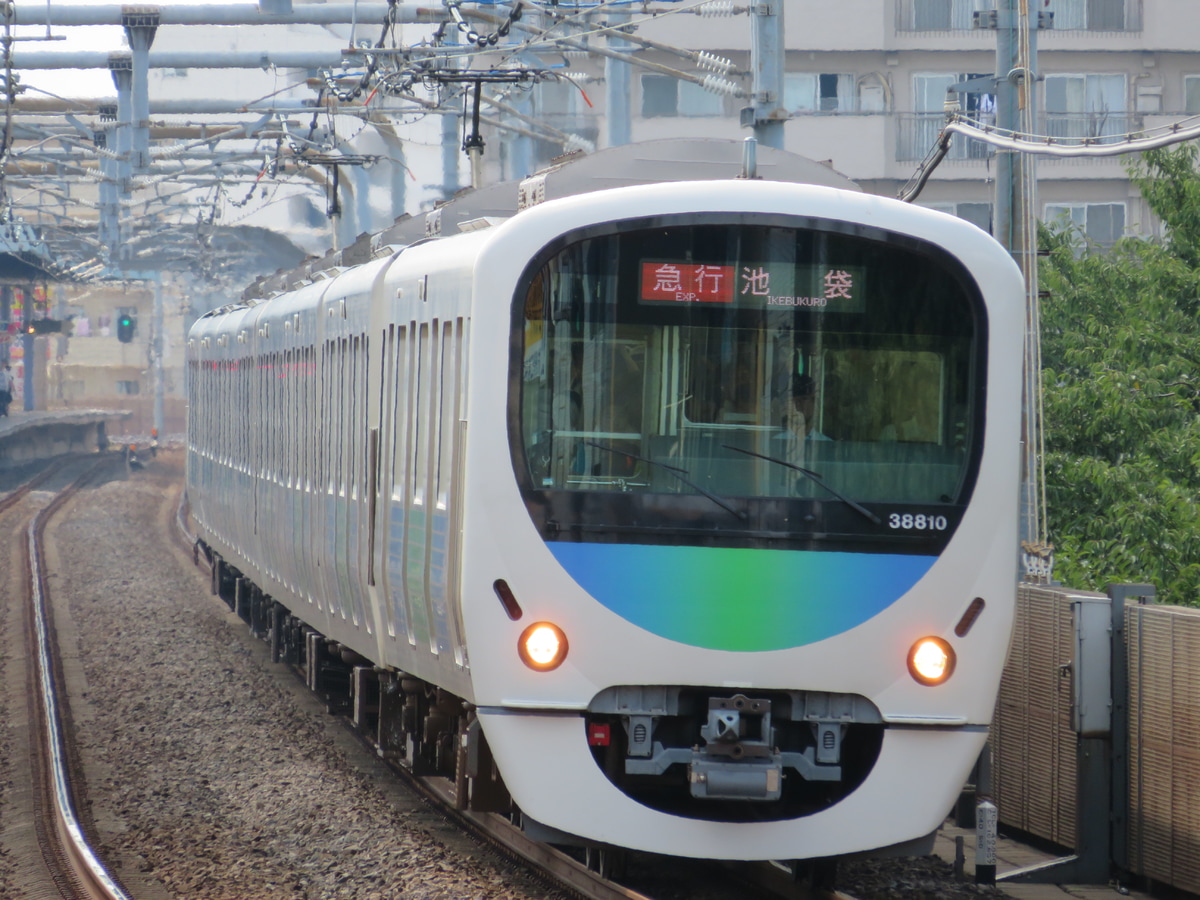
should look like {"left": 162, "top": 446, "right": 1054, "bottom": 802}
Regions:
{"left": 908, "top": 636, "right": 956, "bottom": 686}
{"left": 519, "top": 622, "right": 568, "bottom": 671}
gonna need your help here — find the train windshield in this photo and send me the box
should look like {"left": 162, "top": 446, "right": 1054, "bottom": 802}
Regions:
{"left": 509, "top": 214, "right": 986, "bottom": 552}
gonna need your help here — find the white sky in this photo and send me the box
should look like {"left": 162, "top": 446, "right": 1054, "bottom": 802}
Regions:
{"left": 11, "top": 0, "right": 254, "bottom": 97}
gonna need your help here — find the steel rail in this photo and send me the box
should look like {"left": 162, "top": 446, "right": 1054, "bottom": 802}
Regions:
{"left": 0, "top": 456, "right": 73, "bottom": 515}
{"left": 26, "top": 456, "right": 133, "bottom": 900}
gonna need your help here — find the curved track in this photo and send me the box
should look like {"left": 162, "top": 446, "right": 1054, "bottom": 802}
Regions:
{"left": 1, "top": 454, "right": 133, "bottom": 900}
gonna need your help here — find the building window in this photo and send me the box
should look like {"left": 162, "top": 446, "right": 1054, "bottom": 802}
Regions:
{"left": 923, "top": 202, "right": 994, "bottom": 233}
{"left": 1185, "top": 76, "right": 1200, "bottom": 114}
{"left": 1044, "top": 203, "right": 1126, "bottom": 246}
{"left": 1044, "top": 0, "right": 1128, "bottom": 31}
{"left": 538, "top": 80, "right": 578, "bottom": 118}
{"left": 901, "top": 73, "right": 995, "bottom": 160}
{"left": 911, "top": 0, "right": 986, "bottom": 30}
{"left": 1044, "top": 74, "right": 1128, "bottom": 141}
{"left": 116, "top": 380, "right": 141, "bottom": 395}
{"left": 785, "top": 73, "right": 857, "bottom": 113}
{"left": 640, "top": 74, "right": 723, "bottom": 118}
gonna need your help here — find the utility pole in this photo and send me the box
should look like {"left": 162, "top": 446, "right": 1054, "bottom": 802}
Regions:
{"left": 992, "top": 0, "right": 1041, "bottom": 272}
{"left": 441, "top": 27, "right": 461, "bottom": 200}
{"left": 975, "top": 0, "right": 1051, "bottom": 566}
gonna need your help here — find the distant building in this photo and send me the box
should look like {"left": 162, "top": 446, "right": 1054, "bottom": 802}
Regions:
{"left": 533, "top": 0, "right": 1198, "bottom": 246}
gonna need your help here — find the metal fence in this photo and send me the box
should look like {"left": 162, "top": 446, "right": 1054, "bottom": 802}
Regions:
{"left": 991, "top": 583, "right": 1080, "bottom": 849}
{"left": 990, "top": 582, "right": 1200, "bottom": 893}
{"left": 1127, "top": 602, "right": 1200, "bottom": 893}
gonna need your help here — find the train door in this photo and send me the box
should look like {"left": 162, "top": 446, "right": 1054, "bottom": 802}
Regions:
{"left": 282, "top": 346, "right": 297, "bottom": 595}
{"left": 387, "top": 321, "right": 418, "bottom": 645}
{"left": 333, "top": 336, "right": 353, "bottom": 621}
{"left": 299, "top": 345, "right": 317, "bottom": 605}
{"left": 404, "top": 321, "right": 437, "bottom": 653}
{"left": 430, "top": 317, "right": 468, "bottom": 668}
{"left": 346, "top": 333, "right": 368, "bottom": 629}
{"left": 371, "top": 323, "right": 398, "bottom": 635}
{"left": 318, "top": 337, "right": 338, "bottom": 617}
{"left": 261, "top": 347, "right": 277, "bottom": 579}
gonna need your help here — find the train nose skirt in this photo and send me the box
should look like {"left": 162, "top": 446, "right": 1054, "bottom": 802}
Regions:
{"left": 587, "top": 685, "right": 883, "bottom": 821}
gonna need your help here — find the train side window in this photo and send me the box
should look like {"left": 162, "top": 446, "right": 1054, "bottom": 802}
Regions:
{"left": 435, "top": 320, "right": 457, "bottom": 502}
{"left": 424, "top": 321, "right": 442, "bottom": 501}
{"left": 393, "top": 324, "right": 413, "bottom": 504}
{"left": 411, "top": 323, "right": 428, "bottom": 501}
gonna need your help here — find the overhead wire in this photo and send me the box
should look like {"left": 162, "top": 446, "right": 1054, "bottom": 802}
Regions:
{"left": 944, "top": 115, "right": 1200, "bottom": 157}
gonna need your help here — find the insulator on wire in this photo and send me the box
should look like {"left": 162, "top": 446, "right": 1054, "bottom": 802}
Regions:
{"left": 697, "top": 0, "right": 735, "bottom": 17}
{"left": 563, "top": 133, "right": 596, "bottom": 154}
{"left": 696, "top": 51, "right": 735, "bottom": 74}
{"left": 700, "top": 74, "right": 739, "bottom": 97}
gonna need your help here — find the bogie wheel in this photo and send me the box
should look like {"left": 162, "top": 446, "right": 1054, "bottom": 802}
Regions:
{"left": 584, "top": 846, "right": 628, "bottom": 881}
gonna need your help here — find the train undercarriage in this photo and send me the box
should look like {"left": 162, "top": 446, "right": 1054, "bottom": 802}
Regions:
{"left": 203, "top": 544, "right": 900, "bottom": 875}
{"left": 205, "top": 547, "right": 512, "bottom": 813}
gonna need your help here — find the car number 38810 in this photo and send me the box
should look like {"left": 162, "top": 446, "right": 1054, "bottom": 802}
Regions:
{"left": 888, "top": 513, "right": 949, "bottom": 531}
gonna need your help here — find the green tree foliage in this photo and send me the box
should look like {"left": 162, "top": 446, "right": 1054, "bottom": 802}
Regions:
{"left": 1040, "top": 145, "right": 1200, "bottom": 604}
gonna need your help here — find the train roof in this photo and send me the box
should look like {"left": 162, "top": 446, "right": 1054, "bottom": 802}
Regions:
{"left": 241, "top": 139, "right": 858, "bottom": 303}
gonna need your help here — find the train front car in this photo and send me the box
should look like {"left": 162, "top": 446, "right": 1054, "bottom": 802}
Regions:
{"left": 465, "top": 180, "right": 1023, "bottom": 861}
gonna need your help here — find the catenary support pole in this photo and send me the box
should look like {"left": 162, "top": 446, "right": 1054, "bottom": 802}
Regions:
{"left": 605, "top": 8, "right": 632, "bottom": 148}
{"left": 152, "top": 278, "right": 164, "bottom": 438}
{"left": 746, "top": 1, "right": 785, "bottom": 149}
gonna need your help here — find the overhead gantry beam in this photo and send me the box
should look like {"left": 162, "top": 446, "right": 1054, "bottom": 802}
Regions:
{"left": 0, "top": 2, "right": 441, "bottom": 27}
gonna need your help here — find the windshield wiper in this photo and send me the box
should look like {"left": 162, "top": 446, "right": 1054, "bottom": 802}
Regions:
{"left": 583, "top": 441, "right": 746, "bottom": 520}
{"left": 720, "top": 444, "right": 882, "bottom": 525}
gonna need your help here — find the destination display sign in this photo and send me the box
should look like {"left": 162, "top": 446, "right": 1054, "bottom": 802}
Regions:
{"left": 640, "top": 261, "right": 866, "bottom": 313}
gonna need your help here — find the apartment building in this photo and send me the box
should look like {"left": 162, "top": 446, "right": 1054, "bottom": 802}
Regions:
{"left": 528, "top": 0, "right": 1200, "bottom": 245}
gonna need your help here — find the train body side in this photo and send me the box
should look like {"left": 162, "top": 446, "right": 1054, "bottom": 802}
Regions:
{"left": 188, "top": 235, "right": 487, "bottom": 699}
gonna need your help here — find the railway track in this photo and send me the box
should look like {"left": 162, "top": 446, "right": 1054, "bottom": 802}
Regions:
{"left": 0, "top": 454, "right": 133, "bottom": 900}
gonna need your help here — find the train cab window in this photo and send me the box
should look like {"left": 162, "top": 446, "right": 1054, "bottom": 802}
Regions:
{"left": 510, "top": 215, "right": 986, "bottom": 552}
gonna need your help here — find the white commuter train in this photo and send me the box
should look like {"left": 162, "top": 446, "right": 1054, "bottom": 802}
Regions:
{"left": 187, "top": 145, "right": 1023, "bottom": 863}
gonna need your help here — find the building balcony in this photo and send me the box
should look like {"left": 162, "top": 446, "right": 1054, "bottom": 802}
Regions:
{"left": 894, "top": 0, "right": 1142, "bottom": 35}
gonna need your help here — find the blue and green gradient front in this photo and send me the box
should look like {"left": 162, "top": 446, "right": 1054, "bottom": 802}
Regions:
{"left": 549, "top": 543, "right": 935, "bottom": 651}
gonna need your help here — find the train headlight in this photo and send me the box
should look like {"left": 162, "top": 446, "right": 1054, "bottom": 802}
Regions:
{"left": 908, "top": 636, "right": 956, "bottom": 686}
{"left": 519, "top": 622, "right": 568, "bottom": 672}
